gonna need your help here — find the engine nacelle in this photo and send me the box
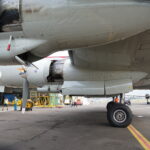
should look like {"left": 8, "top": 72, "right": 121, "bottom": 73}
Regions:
{"left": 0, "top": 58, "right": 147, "bottom": 96}
{"left": 26, "top": 59, "right": 51, "bottom": 87}
{"left": 0, "top": 65, "right": 23, "bottom": 87}
{"left": 26, "top": 59, "right": 65, "bottom": 92}
{"left": 27, "top": 59, "right": 147, "bottom": 96}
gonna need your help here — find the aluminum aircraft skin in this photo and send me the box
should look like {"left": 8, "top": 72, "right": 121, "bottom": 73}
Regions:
{"left": 0, "top": 0, "right": 150, "bottom": 127}
{"left": 0, "top": 0, "right": 149, "bottom": 64}
{"left": 0, "top": 0, "right": 149, "bottom": 93}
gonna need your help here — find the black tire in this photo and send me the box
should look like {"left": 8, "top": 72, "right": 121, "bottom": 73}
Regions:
{"left": 107, "top": 103, "right": 132, "bottom": 128}
{"left": 106, "top": 101, "right": 115, "bottom": 110}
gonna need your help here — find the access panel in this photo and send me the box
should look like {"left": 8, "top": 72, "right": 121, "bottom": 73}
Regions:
{"left": 0, "top": 0, "right": 22, "bottom": 32}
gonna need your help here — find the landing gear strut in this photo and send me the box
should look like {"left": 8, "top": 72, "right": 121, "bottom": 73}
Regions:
{"left": 107, "top": 95, "right": 132, "bottom": 128}
{"left": 22, "top": 78, "right": 29, "bottom": 113}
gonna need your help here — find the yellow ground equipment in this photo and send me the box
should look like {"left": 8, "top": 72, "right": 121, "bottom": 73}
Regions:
{"left": 30, "top": 94, "right": 63, "bottom": 108}
{"left": 33, "top": 96, "right": 51, "bottom": 107}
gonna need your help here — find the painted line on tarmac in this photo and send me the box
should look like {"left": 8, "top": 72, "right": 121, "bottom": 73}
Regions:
{"left": 128, "top": 125, "right": 150, "bottom": 150}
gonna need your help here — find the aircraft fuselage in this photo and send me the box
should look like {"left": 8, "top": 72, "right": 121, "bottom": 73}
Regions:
{"left": 0, "top": 0, "right": 150, "bottom": 64}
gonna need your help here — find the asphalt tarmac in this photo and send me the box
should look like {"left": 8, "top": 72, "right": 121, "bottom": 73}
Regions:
{"left": 0, "top": 103, "right": 149, "bottom": 150}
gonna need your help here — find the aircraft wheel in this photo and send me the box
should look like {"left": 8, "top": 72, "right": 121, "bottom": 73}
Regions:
{"left": 107, "top": 103, "right": 132, "bottom": 128}
{"left": 106, "top": 101, "right": 115, "bottom": 110}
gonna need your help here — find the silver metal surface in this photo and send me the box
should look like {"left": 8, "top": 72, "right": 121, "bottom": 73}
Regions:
{"left": 22, "top": 78, "right": 29, "bottom": 113}
{"left": 0, "top": 0, "right": 149, "bottom": 64}
{"left": 0, "top": 0, "right": 150, "bottom": 94}
{"left": 113, "top": 109, "right": 127, "bottom": 123}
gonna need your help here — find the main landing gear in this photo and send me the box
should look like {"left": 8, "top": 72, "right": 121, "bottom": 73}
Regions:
{"left": 106, "top": 95, "right": 133, "bottom": 128}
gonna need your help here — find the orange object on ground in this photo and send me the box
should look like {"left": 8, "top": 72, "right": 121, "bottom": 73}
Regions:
{"left": 114, "top": 97, "right": 119, "bottom": 103}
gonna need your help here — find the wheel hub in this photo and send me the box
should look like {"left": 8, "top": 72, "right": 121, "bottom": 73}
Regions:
{"left": 113, "top": 109, "right": 127, "bottom": 123}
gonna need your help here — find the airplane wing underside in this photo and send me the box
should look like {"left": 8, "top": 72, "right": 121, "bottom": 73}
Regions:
{"left": 68, "top": 29, "right": 150, "bottom": 89}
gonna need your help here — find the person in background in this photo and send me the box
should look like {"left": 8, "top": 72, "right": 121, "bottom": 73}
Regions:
{"left": 2, "top": 97, "right": 9, "bottom": 111}
{"left": 14, "top": 97, "right": 18, "bottom": 111}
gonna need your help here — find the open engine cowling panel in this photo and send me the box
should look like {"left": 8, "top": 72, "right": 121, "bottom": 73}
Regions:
{"left": 47, "top": 60, "right": 65, "bottom": 83}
